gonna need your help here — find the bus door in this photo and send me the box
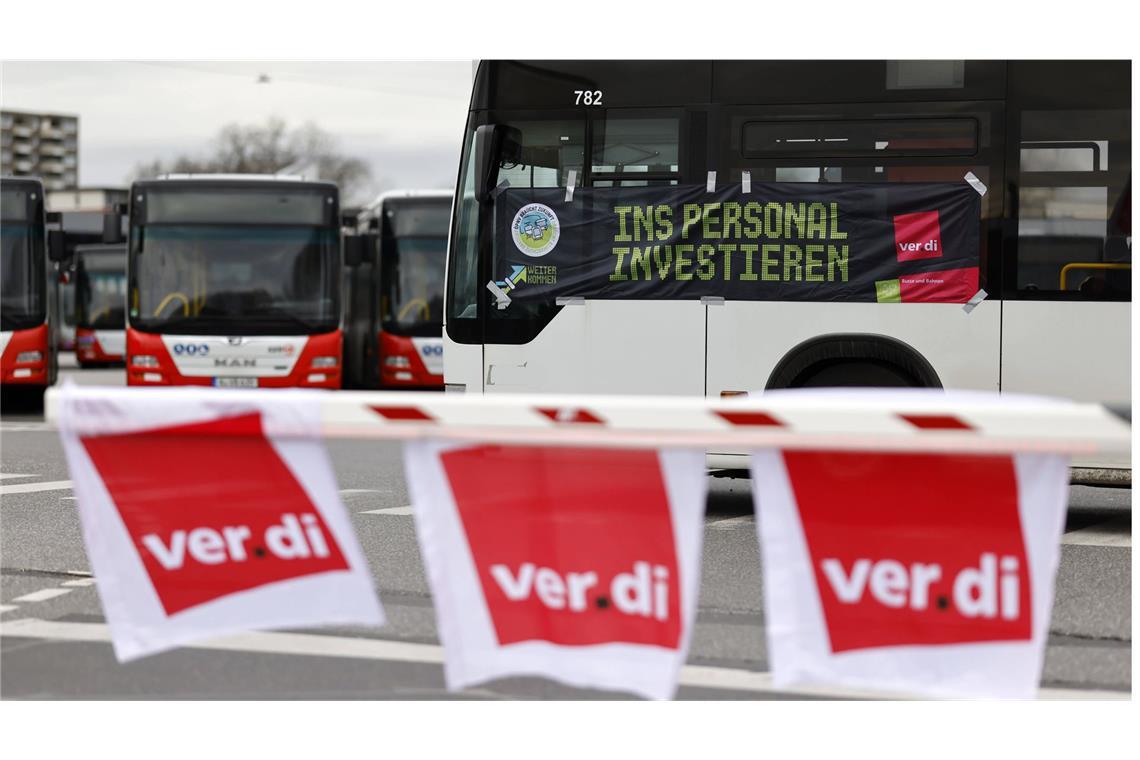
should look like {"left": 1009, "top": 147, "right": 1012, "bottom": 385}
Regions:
{"left": 475, "top": 111, "right": 705, "bottom": 395}
{"left": 1000, "top": 62, "right": 1131, "bottom": 406}
{"left": 708, "top": 96, "right": 1006, "bottom": 396}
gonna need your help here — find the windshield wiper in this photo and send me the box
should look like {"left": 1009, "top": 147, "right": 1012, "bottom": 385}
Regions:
{"left": 142, "top": 314, "right": 243, "bottom": 334}
{"left": 241, "top": 306, "right": 327, "bottom": 333}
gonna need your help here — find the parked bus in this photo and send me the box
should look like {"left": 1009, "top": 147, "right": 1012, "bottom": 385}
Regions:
{"left": 74, "top": 243, "right": 127, "bottom": 366}
{"left": 1, "top": 177, "right": 66, "bottom": 397}
{"left": 444, "top": 60, "right": 1131, "bottom": 475}
{"left": 47, "top": 186, "right": 130, "bottom": 355}
{"left": 125, "top": 174, "right": 345, "bottom": 388}
{"left": 344, "top": 190, "right": 450, "bottom": 389}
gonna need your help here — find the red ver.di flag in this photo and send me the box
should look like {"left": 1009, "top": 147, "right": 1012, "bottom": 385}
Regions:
{"left": 404, "top": 441, "right": 706, "bottom": 700}
{"left": 57, "top": 384, "right": 384, "bottom": 662}
{"left": 751, "top": 394, "right": 1069, "bottom": 698}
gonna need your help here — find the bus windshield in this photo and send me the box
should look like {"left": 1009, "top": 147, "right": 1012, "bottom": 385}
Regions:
{"left": 380, "top": 236, "right": 446, "bottom": 336}
{"left": 131, "top": 224, "right": 339, "bottom": 336}
{"left": 0, "top": 187, "right": 46, "bottom": 332}
{"left": 76, "top": 249, "right": 127, "bottom": 330}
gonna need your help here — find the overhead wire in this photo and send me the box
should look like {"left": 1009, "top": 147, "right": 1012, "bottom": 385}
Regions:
{"left": 123, "top": 61, "right": 468, "bottom": 102}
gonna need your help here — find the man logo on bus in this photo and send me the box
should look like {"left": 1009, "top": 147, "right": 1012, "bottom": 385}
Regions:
{"left": 511, "top": 203, "right": 560, "bottom": 258}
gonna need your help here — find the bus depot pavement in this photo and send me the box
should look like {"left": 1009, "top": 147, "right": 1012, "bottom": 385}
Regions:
{"left": 0, "top": 361, "right": 1130, "bottom": 699}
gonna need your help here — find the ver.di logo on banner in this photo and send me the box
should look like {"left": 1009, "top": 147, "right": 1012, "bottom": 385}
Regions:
{"left": 57, "top": 385, "right": 384, "bottom": 662}
{"left": 81, "top": 413, "right": 352, "bottom": 616}
{"left": 749, "top": 391, "right": 1070, "bottom": 699}
{"left": 404, "top": 441, "right": 706, "bottom": 700}
{"left": 789, "top": 450, "right": 1031, "bottom": 652}
{"left": 893, "top": 210, "right": 944, "bottom": 262}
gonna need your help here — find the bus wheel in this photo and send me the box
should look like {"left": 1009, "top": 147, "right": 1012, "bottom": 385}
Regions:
{"left": 791, "top": 360, "right": 916, "bottom": 388}
{"left": 766, "top": 334, "right": 941, "bottom": 390}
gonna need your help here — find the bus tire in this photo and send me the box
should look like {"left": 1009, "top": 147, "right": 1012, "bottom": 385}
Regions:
{"left": 766, "top": 334, "right": 941, "bottom": 390}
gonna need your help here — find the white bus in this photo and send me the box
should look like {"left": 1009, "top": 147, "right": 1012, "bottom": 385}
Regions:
{"left": 443, "top": 61, "right": 1131, "bottom": 477}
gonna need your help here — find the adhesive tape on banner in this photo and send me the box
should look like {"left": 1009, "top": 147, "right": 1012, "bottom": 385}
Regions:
{"left": 962, "top": 288, "right": 988, "bottom": 314}
{"left": 707, "top": 171, "right": 716, "bottom": 193}
{"left": 964, "top": 172, "right": 988, "bottom": 196}
{"left": 486, "top": 280, "right": 511, "bottom": 310}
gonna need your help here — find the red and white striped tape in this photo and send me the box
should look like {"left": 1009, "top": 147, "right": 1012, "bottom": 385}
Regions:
{"left": 47, "top": 386, "right": 1130, "bottom": 457}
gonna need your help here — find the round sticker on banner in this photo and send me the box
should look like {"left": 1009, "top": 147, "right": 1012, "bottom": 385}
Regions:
{"left": 511, "top": 203, "right": 560, "bottom": 257}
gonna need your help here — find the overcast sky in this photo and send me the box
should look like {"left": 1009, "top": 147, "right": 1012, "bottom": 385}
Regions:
{"left": 1, "top": 61, "right": 474, "bottom": 204}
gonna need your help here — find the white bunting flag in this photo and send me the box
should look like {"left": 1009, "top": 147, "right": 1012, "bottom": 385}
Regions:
{"left": 404, "top": 441, "right": 706, "bottom": 700}
{"left": 752, "top": 435, "right": 1069, "bottom": 699}
{"left": 57, "top": 384, "right": 385, "bottom": 662}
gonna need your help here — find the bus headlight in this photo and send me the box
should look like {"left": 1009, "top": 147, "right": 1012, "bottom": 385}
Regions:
{"left": 15, "top": 351, "right": 43, "bottom": 363}
{"left": 384, "top": 356, "right": 411, "bottom": 369}
{"left": 311, "top": 356, "right": 338, "bottom": 368}
{"left": 131, "top": 355, "right": 160, "bottom": 368}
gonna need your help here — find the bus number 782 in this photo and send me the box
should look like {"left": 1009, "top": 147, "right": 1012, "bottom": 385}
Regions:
{"left": 574, "top": 90, "right": 603, "bottom": 106}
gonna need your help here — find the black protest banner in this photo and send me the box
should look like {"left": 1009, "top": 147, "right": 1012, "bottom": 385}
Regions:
{"left": 492, "top": 182, "right": 980, "bottom": 304}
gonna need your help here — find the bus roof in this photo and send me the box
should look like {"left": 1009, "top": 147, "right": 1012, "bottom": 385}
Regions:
{"left": 154, "top": 173, "right": 307, "bottom": 182}
{"left": 470, "top": 60, "right": 1129, "bottom": 111}
{"left": 1, "top": 176, "right": 45, "bottom": 193}
{"left": 131, "top": 175, "right": 339, "bottom": 194}
{"left": 359, "top": 189, "right": 453, "bottom": 220}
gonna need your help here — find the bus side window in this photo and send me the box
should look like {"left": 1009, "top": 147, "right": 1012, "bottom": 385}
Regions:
{"left": 725, "top": 112, "right": 1000, "bottom": 294}
{"left": 1015, "top": 109, "right": 1130, "bottom": 300}
{"left": 590, "top": 115, "right": 681, "bottom": 188}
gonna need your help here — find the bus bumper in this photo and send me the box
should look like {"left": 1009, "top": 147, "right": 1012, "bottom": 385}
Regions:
{"left": 1, "top": 325, "right": 50, "bottom": 386}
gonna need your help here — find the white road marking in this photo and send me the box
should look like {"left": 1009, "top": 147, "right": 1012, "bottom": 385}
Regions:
{"left": 0, "top": 423, "right": 55, "bottom": 432}
{"left": 360, "top": 505, "right": 414, "bottom": 516}
{"left": 61, "top": 578, "right": 97, "bottom": 588}
{"left": 0, "top": 618, "right": 1124, "bottom": 700}
{"left": 0, "top": 480, "right": 73, "bottom": 496}
{"left": 340, "top": 489, "right": 383, "bottom": 494}
{"left": 12, "top": 588, "right": 72, "bottom": 603}
{"left": 0, "top": 605, "right": 18, "bottom": 615}
{"left": 0, "top": 473, "right": 37, "bottom": 480}
{"left": 1062, "top": 518, "right": 1131, "bottom": 548}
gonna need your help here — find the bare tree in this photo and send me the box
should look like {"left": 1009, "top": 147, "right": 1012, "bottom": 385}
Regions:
{"left": 132, "top": 118, "right": 371, "bottom": 199}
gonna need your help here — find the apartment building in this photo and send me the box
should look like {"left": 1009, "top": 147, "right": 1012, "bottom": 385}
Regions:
{"left": 1, "top": 110, "right": 79, "bottom": 190}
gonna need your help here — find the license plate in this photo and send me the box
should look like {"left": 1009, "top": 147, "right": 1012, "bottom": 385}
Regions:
{"left": 213, "top": 377, "right": 258, "bottom": 388}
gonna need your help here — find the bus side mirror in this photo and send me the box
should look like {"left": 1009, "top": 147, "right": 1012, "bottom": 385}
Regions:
{"left": 343, "top": 234, "right": 375, "bottom": 268}
{"left": 47, "top": 229, "right": 68, "bottom": 263}
{"left": 474, "top": 124, "right": 522, "bottom": 204}
{"left": 102, "top": 203, "right": 126, "bottom": 245}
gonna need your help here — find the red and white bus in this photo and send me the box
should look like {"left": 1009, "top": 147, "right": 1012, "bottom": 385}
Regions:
{"left": 2, "top": 177, "right": 66, "bottom": 397}
{"left": 344, "top": 190, "right": 450, "bottom": 389}
{"left": 74, "top": 243, "right": 127, "bottom": 366}
{"left": 125, "top": 175, "right": 346, "bottom": 388}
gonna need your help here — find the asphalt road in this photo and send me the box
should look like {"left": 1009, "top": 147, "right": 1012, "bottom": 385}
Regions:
{"left": 0, "top": 361, "right": 1131, "bottom": 699}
